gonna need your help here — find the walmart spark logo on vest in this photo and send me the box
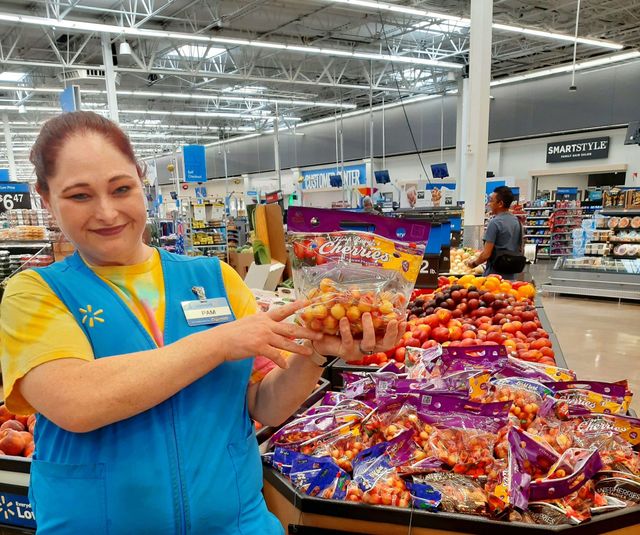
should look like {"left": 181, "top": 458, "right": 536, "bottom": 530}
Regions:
{"left": 79, "top": 304, "right": 104, "bottom": 327}
{"left": 301, "top": 164, "right": 366, "bottom": 190}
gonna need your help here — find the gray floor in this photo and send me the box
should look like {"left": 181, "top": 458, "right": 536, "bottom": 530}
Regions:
{"left": 527, "top": 258, "right": 640, "bottom": 411}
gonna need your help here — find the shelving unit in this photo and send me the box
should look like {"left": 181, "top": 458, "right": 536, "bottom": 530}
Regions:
{"left": 186, "top": 199, "right": 229, "bottom": 262}
{"left": 543, "top": 202, "right": 640, "bottom": 300}
{"left": 583, "top": 208, "right": 640, "bottom": 261}
{"left": 549, "top": 203, "right": 586, "bottom": 258}
{"left": 226, "top": 216, "right": 249, "bottom": 253}
{"left": 523, "top": 202, "right": 553, "bottom": 257}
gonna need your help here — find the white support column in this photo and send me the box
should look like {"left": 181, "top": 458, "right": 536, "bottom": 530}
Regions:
{"left": 273, "top": 103, "right": 281, "bottom": 190}
{"left": 454, "top": 77, "right": 464, "bottom": 185}
{"left": 101, "top": 33, "right": 120, "bottom": 123}
{"left": 459, "top": 0, "right": 493, "bottom": 247}
{"left": 2, "top": 113, "right": 17, "bottom": 181}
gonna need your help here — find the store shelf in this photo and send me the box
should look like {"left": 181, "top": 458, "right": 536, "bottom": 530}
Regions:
{"left": 191, "top": 244, "right": 227, "bottom": 248}
{"left": 0, "top": 241, "right": 51, "bottom": 249}
{"left": 524, "top": 225, "right": 550, "bottom": 229}
{"left": 600, "top": 208, "right": 640, "bottom": 216}
{"left": 523, "top": 207, "right": 552, "bottom": 211}
{"left": 525, "top": 216, "right": 551, "bottom": 220}
{"left": 525, "top": 235, "right": 551, "bottom": 238}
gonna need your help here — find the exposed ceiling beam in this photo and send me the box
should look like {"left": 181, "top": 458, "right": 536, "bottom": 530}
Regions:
{"left": 0, "top": 57, "right": 438, "bottom": 95}
{"left": 0, "top": 12, "right": 463, "bottom": 69}
{"left": 322, "top": 0, "right": 624, "bottom": 50}
{"left": 0, "top": 84, "right": 356, "bottom": 109}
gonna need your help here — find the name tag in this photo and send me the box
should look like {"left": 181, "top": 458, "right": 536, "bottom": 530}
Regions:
{"left": 181, "top": 298, "right": 233, "bottom": 326}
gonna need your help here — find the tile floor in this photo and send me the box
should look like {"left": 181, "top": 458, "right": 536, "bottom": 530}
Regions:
{"left": 532, "top": 260, "right": 640, "bottom": 411}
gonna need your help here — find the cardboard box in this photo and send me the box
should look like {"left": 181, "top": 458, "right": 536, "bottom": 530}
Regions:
{"left": 264, "top": 204, "right": 290, "bottom": 278}
{"left": 626, "top": 189, "right": 640, "bottom": 209}
{"left": 228, "top": 251, "right": 254, "bottom": 279}
{"left": 244, "top": 261, "right": 286, "bottom": 292}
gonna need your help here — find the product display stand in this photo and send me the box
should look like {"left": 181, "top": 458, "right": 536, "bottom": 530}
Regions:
{"left": 550, "top": 205, "right": 584, "bottom": 258}
{"left": 524, "top": 203, "right": 553, "bottom": 258}
{"left": 543, "top": 208, "right": 640, "bottom": 300}
{"left": 262, "top": 468, "right": 640, "bottom": 535}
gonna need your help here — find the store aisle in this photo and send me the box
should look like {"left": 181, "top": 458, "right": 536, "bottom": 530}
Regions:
{"left": 541, "top": 294, "right": 640, "bottom": 411}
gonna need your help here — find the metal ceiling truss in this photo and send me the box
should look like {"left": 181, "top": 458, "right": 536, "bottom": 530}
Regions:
{"left": 0, "top": 0, "right": 638, "bottom": 179}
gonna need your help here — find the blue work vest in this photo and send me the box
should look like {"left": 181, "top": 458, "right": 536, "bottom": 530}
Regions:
{"left": 31, "top": 249, "right": 283, "bottom": 535}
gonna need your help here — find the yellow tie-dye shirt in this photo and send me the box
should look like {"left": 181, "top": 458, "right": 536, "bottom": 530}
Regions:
{"left": 0, "top": 249, "right": 259, "bottom": 415}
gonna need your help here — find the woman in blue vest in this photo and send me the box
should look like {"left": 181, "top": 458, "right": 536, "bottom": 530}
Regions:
{"left": 0, "top": 112, "right": 404, "bottom": 534}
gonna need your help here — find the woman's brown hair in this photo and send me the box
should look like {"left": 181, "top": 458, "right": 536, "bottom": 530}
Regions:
{"left": 30, "top": 111, "right": 145, "bottom": 193}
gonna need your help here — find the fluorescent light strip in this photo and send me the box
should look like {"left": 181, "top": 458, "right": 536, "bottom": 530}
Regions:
{"left": 0, "top": 104, "right": 301, "bottom": 121}
{"left": 8, "top": 131, "right": 219, "bottom": 140}
{"left": 490, "top": 50, "right": 640, "bottom": 86}
{"left": 0, "top": 85, "right": 354, "bottom": 110}
{"left": 492, "top": 23, "right": 623, "bottom": 50}
{"left": 0, "top": 12, "right": 462, "bottom": 69}
{"left": 325, "top": 0, "right": 623, "bottom": 50}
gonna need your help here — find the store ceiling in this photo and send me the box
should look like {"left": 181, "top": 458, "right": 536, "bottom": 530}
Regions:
{"left": 0, "top": 0, "right": 639, "bottom": 178}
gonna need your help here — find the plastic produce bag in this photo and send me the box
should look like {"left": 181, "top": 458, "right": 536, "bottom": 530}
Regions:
{"left": 287, "top": 207, "right": 430, "bottom": 337}
{"left": 352, "top": 442, "right": 412, "bottom": 507}
{"left": 542, "top": 380, "right": 632, "bottom": 415}
{"left": 414, "top": 472, "right": 490, "bottom": 516}
{"left": 470, "top": 376, "right": 553, "bottom": 430}
{"left": 418, "top": 399, "right": 511, "bottom": 477}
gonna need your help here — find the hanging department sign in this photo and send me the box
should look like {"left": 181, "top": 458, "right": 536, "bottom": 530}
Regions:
{"left": 183, "top": 144, "right": 207, "bottom": 183}
{"left": 546, "top": 137, "right": 610, "bottom": 163}
{"left": 301, "top": 164, "right": 367, "bottom": 190}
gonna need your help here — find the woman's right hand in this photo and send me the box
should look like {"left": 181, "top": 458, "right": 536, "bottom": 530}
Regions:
{"left": 213, "top": 301, "right": 322, "bottom": 369}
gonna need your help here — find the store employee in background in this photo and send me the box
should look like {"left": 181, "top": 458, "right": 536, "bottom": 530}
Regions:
{"left": 362, "top": 195, "right": 381, "bottom": 214}
{"left": 0, "top": 111, "right": 405, "bottom": 534}
{"left": 468, "top": 186, "right": 523, "bottom": 280}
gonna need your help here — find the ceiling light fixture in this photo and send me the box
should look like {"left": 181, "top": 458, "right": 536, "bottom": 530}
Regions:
{"left": 0, "top": 71, "right": 27, "bottom": 82}
{"left": 0, "top": 12, "right": 462, "bottom": 69}
{"left": 0, "top": 104, "right": 301, "bottom": 121}
{"left": 325, "top": 0, "right": 623, "bottom": 50}
{"left": 0, "top": 85, "right": 354, "bottom": 110}
{"left": 489, "top": 50, "right": 640, "bottom": 86}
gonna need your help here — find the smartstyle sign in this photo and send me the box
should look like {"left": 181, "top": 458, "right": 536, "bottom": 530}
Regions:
{"left": 546, "top": 137, "right": 610, "bottom": 163}
{"left": 301, "top": 164, "right": 366, "bottom": 190}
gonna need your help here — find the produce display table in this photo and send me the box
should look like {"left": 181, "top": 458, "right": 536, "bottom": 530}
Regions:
{"left": 328, "top": 301, "right": 567, "bottom": 390}
{"left": 262, "top": 300, "right": 640, "bottom": 534}
{"left": 263, "top": 466, "right": 640, "bottom": 535}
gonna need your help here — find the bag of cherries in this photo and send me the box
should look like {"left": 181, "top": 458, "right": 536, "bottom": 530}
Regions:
{"left": 287, "top": 207, "right": 430, "bottom": 338}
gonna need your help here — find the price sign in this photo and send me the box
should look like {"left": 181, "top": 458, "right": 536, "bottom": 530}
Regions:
{"left": 415, "top": 253, "right": 441, "bottom": 289}
{"left": 0, "top": 182, "right": 31, "bottom": 213}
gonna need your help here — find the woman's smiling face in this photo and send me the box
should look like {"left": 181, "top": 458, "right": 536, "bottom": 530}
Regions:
{"left": 40, "top": 132, "right": 149, "bottom": 266}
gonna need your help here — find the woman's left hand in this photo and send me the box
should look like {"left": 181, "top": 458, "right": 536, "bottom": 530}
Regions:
{"left": 312, "top": 313, "right": 406, "bottom": 363}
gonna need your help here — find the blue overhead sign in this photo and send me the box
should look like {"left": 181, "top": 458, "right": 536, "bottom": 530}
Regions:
{"left": 557, "top": 187, "right": 578, "bottom": 195}
{"left": 425, "top": 183, "right": 456, "bottom": 190}
{"left": 183, "top": 145, "right": 207, "bottom": 183}
{"left": 301, "top": 164, "right": 366, "bottom": 190}
{"left": 486, "top": 180, "right": 506, "bottom": 194}
{"left": 0, "top": 181, "right": 29, "bottom": 193}
{"left": 60, "top": 85, "right": 80, "bottom": 112}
